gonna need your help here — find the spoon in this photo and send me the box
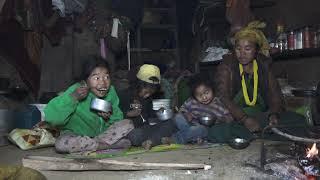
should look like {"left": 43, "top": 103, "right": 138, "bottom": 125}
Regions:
{"left": 140, "top": 114, "right": 146, "bottom": 123}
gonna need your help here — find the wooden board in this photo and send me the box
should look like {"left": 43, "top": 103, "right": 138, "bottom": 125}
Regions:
{"left": 22, "top": 156, "right": 212, "bottom": 171}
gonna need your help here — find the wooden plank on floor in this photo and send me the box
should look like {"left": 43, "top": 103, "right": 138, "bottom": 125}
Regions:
{"left": 22, "top": 156, "right": 211, "bottom": 171}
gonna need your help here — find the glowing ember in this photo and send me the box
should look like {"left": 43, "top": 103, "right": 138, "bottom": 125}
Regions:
{"left": 306, "top": 143, "right": 318, "bottom": 159}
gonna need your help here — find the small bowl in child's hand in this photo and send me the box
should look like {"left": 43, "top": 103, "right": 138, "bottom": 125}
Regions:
{"left": 90, "top": 98, "right": 112, "bottom": 113}
{"left": 199, "top": 116, "right": 216, "bottom": 126}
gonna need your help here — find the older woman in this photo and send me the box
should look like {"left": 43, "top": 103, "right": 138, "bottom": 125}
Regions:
{"left": 209, "top": 21, "right": 308, "bottom": 142}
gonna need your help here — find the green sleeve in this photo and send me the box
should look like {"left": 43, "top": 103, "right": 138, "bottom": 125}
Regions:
{"left": 107, "top": 86, "right": 124, "bottom": 124}
{"left": 44, "top": 83, "right": 79, "bottom": 126}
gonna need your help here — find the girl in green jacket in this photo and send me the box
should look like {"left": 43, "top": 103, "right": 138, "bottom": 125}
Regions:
{"left": 44, "top": 57, "right": 134, "bottom": 153}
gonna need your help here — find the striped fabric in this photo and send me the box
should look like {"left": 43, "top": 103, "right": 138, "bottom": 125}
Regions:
{"left": 179, "top": 97, "right": 233, "bottom": 124}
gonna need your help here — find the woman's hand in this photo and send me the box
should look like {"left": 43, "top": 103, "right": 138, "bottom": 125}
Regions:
{"left": 71, "top": 86, "right": 89, "bottom": 101}
{"left": 98, "top": 112, "right": 112, "bottom": 122}
{"left": 268, "top": 114, "right": 279, "bottom": 126}
{"left": 243, "top": 117, "right": 261, "bottom": 132}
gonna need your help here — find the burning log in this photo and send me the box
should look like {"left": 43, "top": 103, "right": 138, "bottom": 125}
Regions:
{"left": 298, "top": 143, "right": 320, "bottom": 177}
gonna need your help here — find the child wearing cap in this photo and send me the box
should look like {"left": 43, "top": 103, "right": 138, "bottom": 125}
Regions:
{"left": 118, "top": 64, "right": 177, "bottom": 150}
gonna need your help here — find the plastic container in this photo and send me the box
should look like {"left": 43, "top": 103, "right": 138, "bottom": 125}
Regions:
{"left": 303, "top": 26, "right": 312, "bottom": 48}
{"left": 295, "top": 29, "right": 303, "bottom": 49}
{"left": 292, "top": 89, "right": 318, "bottom": 126}
{"left": 287, "top": 31, "right": 295, "bottom": 50}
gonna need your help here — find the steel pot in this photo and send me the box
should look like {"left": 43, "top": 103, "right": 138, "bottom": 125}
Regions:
{"left": 228, "top": 137, "right": 250, "bottom": 150}
{"left": 156, "top": 109, "right": 174, "bottom": 121}
{"left": 90, "top": 98, "right": 112, "bottom": 113}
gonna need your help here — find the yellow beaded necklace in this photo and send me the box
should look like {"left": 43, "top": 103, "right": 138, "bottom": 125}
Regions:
{"left": 239, "top": 59, "right": 258, "bottom": 106}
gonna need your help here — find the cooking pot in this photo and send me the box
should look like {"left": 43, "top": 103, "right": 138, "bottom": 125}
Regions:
{"left": 90, "top": 98, "right": 112, "bottom": 113}
{"left": 156, "top": 109, "right": 174, "bottom": 121}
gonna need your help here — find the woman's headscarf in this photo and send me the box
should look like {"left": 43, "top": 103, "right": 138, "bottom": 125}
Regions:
{"left": 234, "top": 21, "right": 270, "bottom": 57}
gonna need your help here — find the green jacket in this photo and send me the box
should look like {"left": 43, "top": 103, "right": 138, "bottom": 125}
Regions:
{"left": 44, "top": 83, "right": 123, "bottom": 137}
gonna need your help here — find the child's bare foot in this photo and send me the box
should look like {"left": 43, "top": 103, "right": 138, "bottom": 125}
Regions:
{"left": 161, "top": 137, "right": 174, "bottom": 145}
{"left": 142, "top": 140, "right": 153, "bottom": 150}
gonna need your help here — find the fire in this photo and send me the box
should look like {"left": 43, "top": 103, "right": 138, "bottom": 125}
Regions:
{"left": 306, "top": 143, "right": 318, "bottom": 158}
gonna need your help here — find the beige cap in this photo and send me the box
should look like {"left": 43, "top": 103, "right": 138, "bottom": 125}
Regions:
{"left": 136, "top": 64, "right": 161, "bottom": 84}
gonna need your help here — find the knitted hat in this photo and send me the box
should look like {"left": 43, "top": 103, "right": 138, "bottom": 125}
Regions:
{"left": 136, "top": 64, "right": 161, "bottom": 84}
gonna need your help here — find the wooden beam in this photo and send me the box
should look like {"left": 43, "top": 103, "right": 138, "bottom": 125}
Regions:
{"left": 22, "top": 156, "right": 212, "bottom": 171}
{"left": 0, "top": 0, "right": 5, "bottom": 13}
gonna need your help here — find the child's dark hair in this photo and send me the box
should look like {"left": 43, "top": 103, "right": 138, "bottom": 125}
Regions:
{"left": 80, "top": 56, "right": 111, "bottom": 81}
{"left": 132, "top": 78, "right": 160, "bottom": 99}
{"left": 188, "top": 73, "right": 215, "bottom": 98}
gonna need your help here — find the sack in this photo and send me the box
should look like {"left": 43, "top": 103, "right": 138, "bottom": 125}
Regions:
{"left": 8, "top": 128, "right": 56, "bottom": 150}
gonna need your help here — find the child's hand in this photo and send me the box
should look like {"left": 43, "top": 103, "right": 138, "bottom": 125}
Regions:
{"left": 71, "top": 86, "right": 89, "bottom": 101}
{"left": 126, "top": 109, "right": 142, "bottom": 118}
{"left": 185, "top": 113, "right": 194, "bottom": 122}
{"left": 98, "top": 112, "right": 112, "bottom": 122}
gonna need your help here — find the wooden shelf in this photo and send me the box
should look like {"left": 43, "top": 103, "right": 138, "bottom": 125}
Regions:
{"left": 141, "top": 24, "right": 177, "bottom": 30}
{"left": 130, "top": 48, "right": 177, "bottom": 52}
{"left": 250, "top": 0, "right": 276, "bottom": 8}
{"left": 144, "top": 8, "right": 173, "bottom": 12}
{"left": 199, "top": 60, "right": 222, "bottom": 66}
{"left": 272, "top": 48, "right": 320, "bottom": 61}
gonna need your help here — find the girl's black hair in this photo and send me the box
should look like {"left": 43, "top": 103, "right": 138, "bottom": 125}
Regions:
{"left": 131, "top": 77, "right": 161, "bottom": 99}
{"left": 188, "top": 73, "right": 215, "bottom": 98}
{"left": 80, "top": 56, "right": 111, "bottom": 81}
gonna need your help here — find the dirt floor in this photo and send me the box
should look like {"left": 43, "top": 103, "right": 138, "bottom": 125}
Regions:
{"left": 0, "top": 140, "right": 303, "bottom": 180}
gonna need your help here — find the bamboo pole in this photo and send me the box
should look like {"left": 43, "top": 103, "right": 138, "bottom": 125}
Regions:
{"left": 271, "top": 127, "right": 320, "bottom": 143}
{"left": 22, "top": 156, "right": 211, "bottom": 171}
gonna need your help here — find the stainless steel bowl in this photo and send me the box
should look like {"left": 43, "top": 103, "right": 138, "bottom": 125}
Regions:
{"left": 156, "top": 109, "right": 174, "bottom": 121}
{"left": 228, "top": 138, "right": 250, "bottom": 150}
{"left": 199, "top": 116, "right": 215, "bottom": 126}
{"left": 90, "top": 98, "right": 112, "bottom": 113}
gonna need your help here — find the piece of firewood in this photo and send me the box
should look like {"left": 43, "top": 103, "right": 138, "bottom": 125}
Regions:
{"left": 271, "top": 127, "right": 320, "bottom": 143}
{"left": 22, "top": 156, "right": 211, "bottom": 171}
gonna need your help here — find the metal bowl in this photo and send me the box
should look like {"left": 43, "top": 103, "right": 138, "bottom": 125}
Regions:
{"left": 90, "top": 98, "right": 112, "bottom": 113}
{"left": 228, "top": 138, "right": 250, "bottom": 150}
{"left": 199, "top": 116, "right": 216, "bottom": 126}
{"left": 156, "top": 109, "right": 174, "bottom": 121}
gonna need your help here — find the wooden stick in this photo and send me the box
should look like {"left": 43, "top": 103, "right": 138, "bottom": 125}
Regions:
{"left": 22, "top": 156, "right": 211, "bottom": 171}
{"left": 271, "top": 127, "right": 320, "bottom": 143}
